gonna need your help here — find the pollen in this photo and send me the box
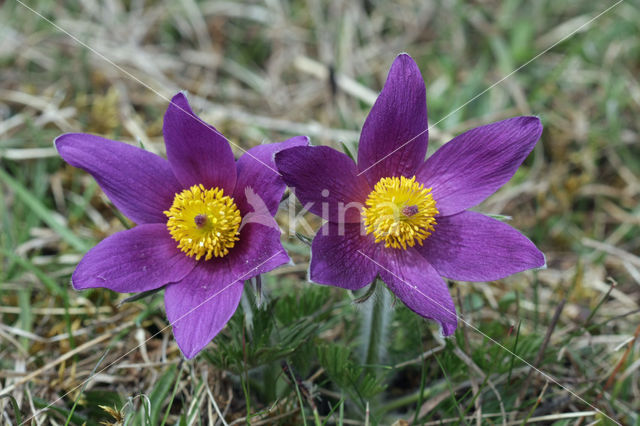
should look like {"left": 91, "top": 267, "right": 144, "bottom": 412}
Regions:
{"left": 164, "top": 184, "right": 242, "bottom": 260}
{"left": 362, "top": 176, "right": 439, "bottom": 250}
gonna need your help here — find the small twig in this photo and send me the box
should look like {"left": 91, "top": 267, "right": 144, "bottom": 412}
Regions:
{"left": 583, "top": 278, "right": 616, "bottom": 327}
{"left": 392, "top": 344, "right": 445, "bottom": 369}
{"left": 520, "top": 381, "right": 549, "bottom": 425}
{"left": 364, "top": 401, "right": 370, "bottom": 426}
{"left": 600, "top": 323, "right": 640, "bottom": 396}
{"left": 205, "top": 376, "right": 229, "bottom": 426}
{"left": 413, "top": 410, "right": 598, "bottom": 425}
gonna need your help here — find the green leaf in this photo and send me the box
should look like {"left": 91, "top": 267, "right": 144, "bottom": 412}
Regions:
{"left": 317, "top": 343, "right": 385, "bottom": 408}
{"left": 33, "top": 397, "right": 88, "bottom": 425}
{"left": 132, "top": 365, "right": 178, "bottom": 426}
{"left": 0, "top": 395, "right": 22, "bottom": 424}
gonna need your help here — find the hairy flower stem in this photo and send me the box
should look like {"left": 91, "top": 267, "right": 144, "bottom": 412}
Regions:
{"left": 361, "top": 280, "right": 391, "bottom": 369}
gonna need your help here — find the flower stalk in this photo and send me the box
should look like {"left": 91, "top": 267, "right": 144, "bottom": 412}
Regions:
{"left": 361, "top": 280, "right": 392, "bottom": 369}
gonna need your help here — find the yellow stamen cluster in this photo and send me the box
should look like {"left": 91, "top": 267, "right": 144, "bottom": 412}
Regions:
{"left": 164, "top": 184, "right": 242, "bottom": 260}
{"left": 362, "top": 176, "right": 438, "bottom": 250}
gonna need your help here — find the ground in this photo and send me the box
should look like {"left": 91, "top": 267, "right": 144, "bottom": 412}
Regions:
{"left": 0, "top": 0, "right": 639, "bottom": 425}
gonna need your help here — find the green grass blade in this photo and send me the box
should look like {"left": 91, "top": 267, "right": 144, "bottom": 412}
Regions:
{"left": 0, "top": 167, "right": 90, "bottom": 252}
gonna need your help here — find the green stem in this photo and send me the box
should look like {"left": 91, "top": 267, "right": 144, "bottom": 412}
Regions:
{"left": 241, "top": 375, "right": 251, "bottom": 425}
{"left": 362, "top": 280, "right": 391, "bottom": 368}
{"left": 313, "top": 407, "right": 322, "bottom": 426}
{"left": 380, "top": 388, "right": 434, "bottom": 414}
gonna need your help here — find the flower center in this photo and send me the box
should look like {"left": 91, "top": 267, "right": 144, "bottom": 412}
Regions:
{"left": 362, "top": 176, "right": 438, "bottom": 250}
{"left": 164, "top": 184, "right": 242, "bottom": 261}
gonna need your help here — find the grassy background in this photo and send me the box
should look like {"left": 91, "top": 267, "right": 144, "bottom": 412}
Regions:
{"left": 1, "top": 0, "right": 639, "bottom": 424}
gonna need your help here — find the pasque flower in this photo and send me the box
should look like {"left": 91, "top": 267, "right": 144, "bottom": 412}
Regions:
{"left": 275, "top": 54, "right": 545, "bottom": 335}
{"left": 56, "top": 93, "right": 307, "bottom": 358}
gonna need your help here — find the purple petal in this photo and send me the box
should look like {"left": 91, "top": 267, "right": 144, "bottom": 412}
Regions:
{"left": 376, "top": 248, "right": 457, "bottom": 336}
{"left": 165, "top": 266, "right": 244, "bottom": 359}
{"left": 72, "top": 224, "right": 196, "bottom": 293}
{"left": 357, "top": 54, "right": 429, "bottom": 185}
{"left": 227, "top": 221, "right": 290, "bottom": 279}
{"left": 55, "top": 133, "right": 182, "bottom": 224}
{"left": 417, "top": 211, "right": 545, "bottom": 281}
{"left": 310, "top": 222, "right": 379, "bottom": 290}
{"left": 165, "top": 220, "right": 289, "bottom": 359}
{"left": 275, "top": 146, "right": 371, "bottom": 223}
{"left": 163, "top": 93, "right": 236, "bottom": 192}
{"left": 234, "top": 136, "right": 309, "bottom": 216}
{"left": 416, "top": 116, "right": 543, "bottom": 216}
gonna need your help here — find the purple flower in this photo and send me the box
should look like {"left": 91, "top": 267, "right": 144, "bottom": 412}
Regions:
{"left": 56, "top": 92, "right": 308, "bottom": 358}
{"left": 275, "top": 54, "right": 545, "bottom": 335}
